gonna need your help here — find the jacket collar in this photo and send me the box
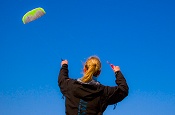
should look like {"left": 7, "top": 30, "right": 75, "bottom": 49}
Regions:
{"left": 77, "top": 76, "right": 99, "bottom": 85}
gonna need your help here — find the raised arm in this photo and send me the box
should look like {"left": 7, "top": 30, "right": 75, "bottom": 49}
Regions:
{"left": 104, "top": 66, "right": 129, "bottom": 105}
{"left": 58, "top": 60, "right": 70, "bottom": 95}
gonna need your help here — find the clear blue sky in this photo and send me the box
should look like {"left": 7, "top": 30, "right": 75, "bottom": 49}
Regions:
{"left": 0, "top": 0, "right": 175, "bottom": 115}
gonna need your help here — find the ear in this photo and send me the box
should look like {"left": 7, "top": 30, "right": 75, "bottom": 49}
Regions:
{"left": 83, "top": 67, "right": 87, "bottom": 73}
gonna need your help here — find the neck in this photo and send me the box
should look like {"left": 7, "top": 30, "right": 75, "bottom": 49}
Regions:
{"left": 92, "top": 76, "right": 97, "bottom": 82}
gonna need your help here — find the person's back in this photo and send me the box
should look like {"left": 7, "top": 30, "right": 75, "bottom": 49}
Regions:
{"left": 58, "top": 56, "right": 129, "bottom": 115}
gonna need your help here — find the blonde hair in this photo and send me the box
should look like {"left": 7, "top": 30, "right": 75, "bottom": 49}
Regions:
{"left": 81, "top": 56, "right": 101, "bottom": 83}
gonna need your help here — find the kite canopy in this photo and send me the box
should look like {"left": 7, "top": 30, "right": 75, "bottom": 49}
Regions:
{"left": 22, "top": 7, "right": 46, "bottom": 24}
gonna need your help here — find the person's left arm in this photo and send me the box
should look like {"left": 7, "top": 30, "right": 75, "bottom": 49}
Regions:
{"left": 58, "top": 60, "right": 70, "bottom": 95}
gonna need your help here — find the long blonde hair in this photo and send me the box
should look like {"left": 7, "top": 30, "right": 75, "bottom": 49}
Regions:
{"left": 81, "top": 56, "right": 101, "bottom": 83}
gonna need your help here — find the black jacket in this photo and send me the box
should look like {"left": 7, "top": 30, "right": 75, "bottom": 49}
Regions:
{"left": 58, "top": 64, "right": 129, "bottom": 115}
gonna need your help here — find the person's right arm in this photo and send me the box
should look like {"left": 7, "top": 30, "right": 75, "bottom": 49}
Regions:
{"left": 104, "top": 66, "right": 129, "bottom": 105}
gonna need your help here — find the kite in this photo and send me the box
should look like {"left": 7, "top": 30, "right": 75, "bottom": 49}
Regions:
{"left": 22, "top": 7, "right": 46, "bottom": 24}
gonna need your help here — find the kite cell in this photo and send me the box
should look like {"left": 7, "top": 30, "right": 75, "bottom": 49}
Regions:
{"left": 22, "top": 7, "right": 46, "bottom": 24}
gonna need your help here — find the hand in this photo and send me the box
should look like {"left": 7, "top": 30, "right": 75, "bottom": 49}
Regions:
{"left": 112, "top": 66, "right": 120, "bottom": 72}
{"left": 61, "top": 60, "right": 68, "bottom": 66}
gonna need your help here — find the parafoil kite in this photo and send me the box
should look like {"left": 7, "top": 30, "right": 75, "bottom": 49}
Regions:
{"left": 22, "top": 7, "right": 46, "bottom": 24}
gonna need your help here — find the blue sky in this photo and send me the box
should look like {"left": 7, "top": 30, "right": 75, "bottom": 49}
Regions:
{"left": 0, "top": 0, "right": 175, "bottom": 115}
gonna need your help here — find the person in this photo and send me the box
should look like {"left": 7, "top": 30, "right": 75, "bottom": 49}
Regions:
{"left": 58, "top": 56, "right": 129, "bottom": 115}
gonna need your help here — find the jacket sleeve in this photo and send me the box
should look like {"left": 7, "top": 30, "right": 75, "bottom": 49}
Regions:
{"left": 104, "top": 71, "right": 129, "bottom": 105}
{"left": 58, "top": 64, "right": 71, "bottom": 95}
